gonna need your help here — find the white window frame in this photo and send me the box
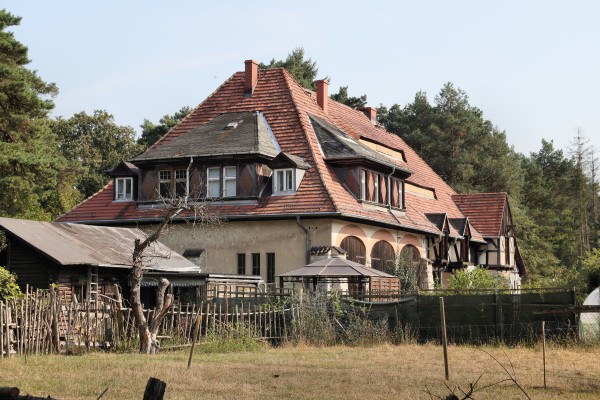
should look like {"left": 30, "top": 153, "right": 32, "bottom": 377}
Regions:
{"left": 273, "top": 168, "right": 295, "bottom": 195}
{"left": 398, "top": 180, "right": 404, "bottom": 209}
{"left": 360, "top": 169, "right": 366, "bottom": 200}
{"left": 115, "top": 177, "right": 133, "bottom": 201}
{"left": 207, "top": 167, "right": 220, "bottom": 198}
{"left": 223, "top": 166, "right": 237, "bottom": 197}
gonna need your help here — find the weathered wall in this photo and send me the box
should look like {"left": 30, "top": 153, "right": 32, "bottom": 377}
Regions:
{"left": 141, "top": 219, "right": 333, "bottom": 280}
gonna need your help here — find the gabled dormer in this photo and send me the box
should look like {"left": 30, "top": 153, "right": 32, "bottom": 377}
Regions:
{"left": 106, "top": 161, "right": 140, "bottom": 202}
{"left": 309, "top": 114, "right": 411, "bottom": 209}
{"left": 269, "top": 152, "right": 310, "bottom": 196}
{"left": 425, "top": 213, "right": 451, "bottom": 268}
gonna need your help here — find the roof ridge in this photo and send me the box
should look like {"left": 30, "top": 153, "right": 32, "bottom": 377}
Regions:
{"left": 280, "top": 68, "right": 340, "bottom": 213}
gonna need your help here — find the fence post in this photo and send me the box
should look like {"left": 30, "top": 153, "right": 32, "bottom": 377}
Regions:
{"left": 494, "top": 289, "right": 503, "bottom": 342}
{"left": 439, "top": 296, "right": 449, "bottom": 380}
{"left": 542, "top": 320, "right": 547, "bottom": 389}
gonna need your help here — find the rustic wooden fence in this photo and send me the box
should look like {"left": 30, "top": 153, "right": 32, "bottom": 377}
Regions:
{"left": 0, "top": 289, "right": 290, "bottom": 358}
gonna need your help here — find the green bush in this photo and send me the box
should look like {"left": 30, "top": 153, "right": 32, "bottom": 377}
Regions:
{"left": 448, "top": 267, "right": 509, "bottom": 291}
{"left": 0, "top": 266, "right": 22, "bottom": 300}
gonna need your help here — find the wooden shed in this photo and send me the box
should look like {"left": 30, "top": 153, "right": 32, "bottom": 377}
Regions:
{"left": 0, "top": 217, "right": 202, "bottom": 304}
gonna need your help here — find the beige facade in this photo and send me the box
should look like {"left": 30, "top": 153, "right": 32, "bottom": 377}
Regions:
{"left": 137, "top": 218, "right": 436, "bottom": 288}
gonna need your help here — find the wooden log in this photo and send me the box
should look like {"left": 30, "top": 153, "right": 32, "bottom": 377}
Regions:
{"left": 0, "top": 386, "right": 19, "bottom": 397}
{"left": 0, "top": 301, "right": 4, "bottom": 358}
{"left": 143, "top": 377, "right": 166, "bottom": 400}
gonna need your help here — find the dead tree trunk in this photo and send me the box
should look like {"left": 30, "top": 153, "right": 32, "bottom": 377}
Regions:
{"left": 130, "top": 203, "right": 182, "bottom": 354}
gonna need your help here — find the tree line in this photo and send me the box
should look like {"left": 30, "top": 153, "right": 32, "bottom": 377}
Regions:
{"left": 1, "top": 9, "right": 598, "bottom": 291}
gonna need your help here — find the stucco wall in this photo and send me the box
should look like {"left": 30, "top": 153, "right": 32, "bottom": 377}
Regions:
{"left": 139, "top": 219, "right": 333, "bottom": 280}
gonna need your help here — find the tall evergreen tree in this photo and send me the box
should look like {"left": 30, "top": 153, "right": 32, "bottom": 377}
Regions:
{"left": 378, "top": 83, "right": 522, "bottom": 196}
{"left": 330, "top": 86, "right": 367, "bottom": 108}
{"left": 0, "top": 9, "right": 79, "bottom": 220}
{"left": 261, "top": 48, "right": 319, "bottom": 90}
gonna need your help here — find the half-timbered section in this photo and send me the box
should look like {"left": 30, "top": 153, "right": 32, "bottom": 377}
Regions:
{"left": 452, "top": 193, "right": 525, "bottom": 288}
{"left": 57, "top": 60, "right": 526, "bottom": 289}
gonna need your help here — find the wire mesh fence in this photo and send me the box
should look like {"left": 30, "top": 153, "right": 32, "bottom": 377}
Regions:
{"left": 2, "top": 286, "right": 598, "bottom": 358}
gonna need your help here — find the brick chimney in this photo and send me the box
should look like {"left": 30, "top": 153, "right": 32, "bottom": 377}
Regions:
{"left": 244, "top": 60, "right": 258, "bottom": 97}
{"left": 316, "top": 79, "right": 329, "bottom": 114}
{"left": 357, "top": 106, "right": 377, "bottom": 124}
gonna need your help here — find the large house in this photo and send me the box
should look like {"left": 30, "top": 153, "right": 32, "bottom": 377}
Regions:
{"left": 57, "top": 60, "right": 525, "bottom": 290}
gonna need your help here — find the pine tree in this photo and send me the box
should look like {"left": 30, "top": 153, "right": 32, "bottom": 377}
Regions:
{"left": 0, "top": 9, "right": 80, "bottom": 219}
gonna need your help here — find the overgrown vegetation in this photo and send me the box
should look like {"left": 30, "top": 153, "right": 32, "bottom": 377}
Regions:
{"left": 289, "top": 291, "right": 415, "bottom": 347}
{"left": 448, "top": 267, "right": 509, "bottom": 291}
{"left": 0, "top": 265, "right": 21, "bottom": 300}
{"left": 199, "top": 323, "right": 264, "bottom": 353}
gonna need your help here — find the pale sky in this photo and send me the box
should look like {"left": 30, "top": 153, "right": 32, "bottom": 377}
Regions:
{"left": 4, "top": 0, "right": 599, "bottom": 156}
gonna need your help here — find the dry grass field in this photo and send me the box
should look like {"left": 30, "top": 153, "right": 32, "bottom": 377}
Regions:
{"left": 1, "top": 343, "right": 599, "bottom": 399}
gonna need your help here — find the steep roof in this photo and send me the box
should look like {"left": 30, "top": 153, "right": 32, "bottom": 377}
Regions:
{"left": 133, "top": 111, "right": 279, "bottom": 162}
{"left": 57, "top": 64, "right": 484, "bottom": 240}
{"left": 0, "top": 217, "right": 200, "bottom": 273}
{"left": 451, "top": 193, "right": 508, "bottom": 237}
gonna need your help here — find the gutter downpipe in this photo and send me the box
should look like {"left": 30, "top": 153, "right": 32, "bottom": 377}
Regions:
{"left": 296, "top": 216, "right": 310, "bottom": 264}
{"left": 386, "top": 167, "right": 402, "bottom": 226}
{"left": 186, "top": 157, "right": 193, "bottom": 201}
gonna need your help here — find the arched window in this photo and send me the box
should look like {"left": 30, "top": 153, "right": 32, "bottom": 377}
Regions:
{"left": 370, "top": 240, "right": 395, "bottom": 274}
{"left": 399, "top": 244, "right": 422, "bottom": 290}
{"left": 340, "top": 236, "right": 366, "bottom": 264}
{"left": 400, "top": 244, "right": 421, "bottom": 266}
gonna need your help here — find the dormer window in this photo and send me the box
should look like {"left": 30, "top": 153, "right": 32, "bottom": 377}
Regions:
{"left": 223, "top": 166, "right": 237, "bottom": 197}
{"left": 207, "top": 166, "right": 237, "bottom": 198}
{"left": 359, "top": 168, "right": 404, "bottom": 209}
{"left": 115, "top": 177, "right": 133, "bottom": 201}
{"left": 157, "top": 169, "right": 189, "bottom": 199}
{"left": 274, "top": 169, "right": 294, "bottom": 194}
{"left": 175, "top": 169, "right": 187, "bottom": 198}
{"left": 158, "top": 170, "right": 171, "bottom": 198}
{"left": 269, "top": 152, "right": 309, "bottom": 197}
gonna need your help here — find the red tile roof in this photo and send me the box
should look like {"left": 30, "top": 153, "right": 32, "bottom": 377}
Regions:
{"left": 451, "top": 193, "right": 508, "bottom": 237}
{"left": 56, "top": 64, "right": 486, "bottom": 242}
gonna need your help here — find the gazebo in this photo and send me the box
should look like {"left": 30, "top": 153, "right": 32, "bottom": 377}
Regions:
{"left": 277, "top": 257, "right": 400, "bottom": 296}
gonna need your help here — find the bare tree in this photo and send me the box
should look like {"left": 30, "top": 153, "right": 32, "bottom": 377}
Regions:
{"left": 130, "top": 197, "right": 217, "bottom": 354}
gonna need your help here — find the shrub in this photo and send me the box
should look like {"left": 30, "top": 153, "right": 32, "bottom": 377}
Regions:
{"left": 0, "top": 266, "right": 22, "bottom": 301}
{"left": 448, "top": 267, "right": 508, "bottom": 291}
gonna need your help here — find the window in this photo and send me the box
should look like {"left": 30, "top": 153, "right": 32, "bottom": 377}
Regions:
{"left": 207, "top": 167, "right": 220, "bottom": 198}
{"left": 237, "top": 253, "right": 246, "bottom": 275}
{"left": 252, "top": 253, "right": 260, "bottom": 276}
{"left": 359, "top": 169, "right": 404, "bottom": 208}
{"left": 273, "top": 169, "right": 294, "bottom": 194}
{"left": 158, "top": 170, "right": 171, "bottom": 198}
{"left": 115, "top": 177, "right": 133, "bottom": 201}
{"left": 223, "top": 166, "right": 237, "bottom": 197}
{"left": 207, "top": 166, "right": 237, "bottom": 198}
{"left": 360, "top": 170, "right": 366, "bottom": 200}
{"left": 267, "top": 253, "right": 275, "bottom": 283}
{"left": 175, "top": 169, "right": 187, "bottom": 198}
{"left": 373, "top": 174, "right": 380, "bottom": 203}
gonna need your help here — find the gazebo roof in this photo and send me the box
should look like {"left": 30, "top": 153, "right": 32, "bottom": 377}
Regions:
{"left": 277, "top": 257, "right": 396, "bottom": 278}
